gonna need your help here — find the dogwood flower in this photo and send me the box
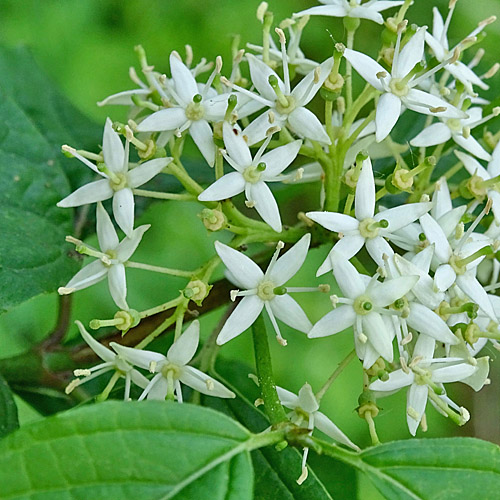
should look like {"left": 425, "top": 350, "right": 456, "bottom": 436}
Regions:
{"left": 65, "top": 321, "right": 149, "bottom": 400}
{"left": 58, "top": 118, "right": 172, "bottom": 236}
{"left": 307, "top": 157, "right": 432, "bottom": 273}
{"left": 277, "top": 383, "right": 359, "bottom": 484}
{"left": 343, "top": 26, "right": 467, "bottom": 142}
{"left": 58, "top": 203, "right": 149, "bottom": 311}
{"left": 309, "top": 253, "right": 418, "bottom": 366}
{"left": 136, "top": 52, "right": 229, "bottom": 166}
{"left": 111, "top": 321, "right": 235, "bottom": 402}
{"left": 198, "top": 122, "right": 301, "bottom": 231}
{"left": 215, "top": 234, "right": 313, "bottom": 345}
{"left": 370, "top": 334, "right": 476, "bottom": 435}
{"left": 295, "top": 0, "right": 404, "bottom": 25}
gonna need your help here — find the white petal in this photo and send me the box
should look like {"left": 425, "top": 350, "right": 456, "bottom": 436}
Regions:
{"left": 167, "top": 320, "right": 200, "bottom": 366}
{"left": 375, "top": 93, "right": 401, "bottom": 142}
{"left": 287, "top": 107, "right": 331, "bottom": 144}
{"left": 370, "top": 275, "right": 418, "bottom": 307}
{"left": 370, "top": 369, "right": 414, "bottom": 391}
{"left": 96, "top": 202, "right": 119, "bottom": 252}
{"left": 413, "top": 332, "right": 436, "bottom": 359}
{"left": 368, "top": 1, "right": 404, "bottom": 12}
{"left": 425, "top": 32, "right": 445, "bottom": 61}
{"left": 432, "top": 363, "right": 477, "bottom": 383}
{"left": 488, "top": 141, "right": 500, "bottom": 177}
{"left": 432, "top": 177, "right": 452, "bottom": 220}
{"left": 222, "top": 122, "right": 252, "bottom": 167}
{"left": 355, "top": 157, "right": 375, "bottom": 220}
{"left": 103, "top": 118, "right": 126, "bottom": 173}
{"left": 456, "top": 273, "right": 497, "bottom": 321}
{"left": 215, "top": 242, "right": 264, "bottom": 288}
{"left": 292, "top": 57, "right": 334, "bottom": 106}
{"left": 460, "top": 357, "right": 490, "bottom": 391}
{"left": 190, "top": 120, "right": 216, "bottom": 167}
{"left": 407, "top": 384, "right": 427, "bottom": 436}
{"left": 455, "top": 150, "right": 490, "bottom": 180}
{"left": 277, "top": 386, "right": 299, "bottom": 409}
{"left": 410, "top": 122, "right": 452, "bottom": 147}
{"left": 76, "top": 320, "right": 115, "bottom": 362}
{"left": 203, "top": 94, "right": 230, "bottom": 121}
{"left": 434, "top": 264, "right": 456, "bottom": 292}
{"left": 448, "top": 62, "right": 489, "bottom": 91}
{"left": 57, "top": 179, "right": 113, "bottom": 208}
{"left": 270, "top": 233, "right": 311, "bottom": 285}
{"left": 295, "top": 5, "right": 348, "bottom": 18}
{"left": 65, "top": 260, "right": 108, "bottom": 291}
{"left": 419, "top": 213, "right": 452, "bottom": 263}
{"left": 113, "top": 187, "right": 135, "bottom": 237}
{"left": 362, "top": 312, "right": 394, "bottom": 361}
{"left": 454, "top": 135, "right": 491, "bottom": 162}
{"left": 128, "top": 158, "right": 171, "bottom": 188}
{"left": 146, "top": 377, "right": 168, "bottom": 400}
{"left": 306, "top": 211, "right": 359, "bottom": 232}
{"left": 249, "top": 182, "right": 282, "bottom": 232}
{"left": 98, "top": 88, "right": 151, "bottom": 107}
{"left": 431, "top": 7, "right": 445, "bottom": 44}
{"left": 308, "top": 306, "right": 356, "bottom": 338}
{"left": 365, "top": 236, "right": 394, "bottom": 267}
{"left": 260, "top": 140, "right": 302, "bottom": 178}
{"left": 349, "top": 6, "right": 383, "bottom": 23}
{"left": 393, "top": 27, "right": 425, "bottom": 79}
{"left": 180, "top": 366, "right": 235, "bottom": 398}
{"left": 242, "top": 112, "right": 280, "bottom": 146}
{"left": 333, "top": 256, "right": 366, "bottom": 298}
{"left": 108, "top": 263, "right": 128, "bottom": 310}
{"left": 316, "top": 235, "right": 365, "bottom": 276}
{"left": 314, "top": 411, "right": 360, "bottom": 450}
{"left": 115, "top": 224, "right": 149, "bottom": 262}
{"left": 407, "top": 304, "right": 458, "bottom": 344}
{"left": 270, "top": 294, "right": 312, "bottom": 333}
{"left": 111, "top": 343, "right": 166, "bottom": 370}
{"left": 247, "top": 54, "right": 284, "bottom": 102}
{"left": 379, "top": 202, "right": 432, "bottom": 233}
{"left": 216, "top": 295, "right": 264, "bottom": 345}
{"left": 170, "top": 52, "right": 198, "bottom": 104}
{"left": 404, "top": 89, "right": 467, "bottom": 119}
{"left": 198, "top": 172, "right": 246, "bottom": 201}
{"left": 297, "top": 384, "right": 319, "bottom": 413}
{"left": 137, "top": 107, "right": 187, "bottom": 132}
{"left": 343, "top": 49, "right": 385, "bottom": 91}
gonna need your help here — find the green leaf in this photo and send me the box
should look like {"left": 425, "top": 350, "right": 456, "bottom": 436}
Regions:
{"left": 204, "top": 360, "right": 341, "bottom": 499}
{"left": 358, "top": 437, "right": 500, "bottom": 499}
{"left": 0, "top": 401, "right": 254, "bottom": 499}
{"left": 0, "top": 373, "right": 18, "bottom": 438}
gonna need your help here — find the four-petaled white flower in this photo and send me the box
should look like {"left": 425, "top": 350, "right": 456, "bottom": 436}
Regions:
{"left": 215, "top": 234, "right": 312, "bottom": 346}
{"left": 277, "top": 383, "right": 359, "bottom": 484}
{"left": 58, "top": 202, "right": 149, "bottom": 311}
{"left": 309, "top": 253, "right": 418, "bottom": 366}
{"left": 66, "top": 321, "right": 149, "bottom": 400}
{"left": 137, "top": 52, "right": 229, "bottom": 166}
{"left": 295, "top": 0, "right": 404, "bottom": 25}
{"left": 111, "top": 320, "right": 235, "bottom": 401}
{"left": 199, "top": 122, "right": 301, "bottom": 232}
{"left": 58, "top": 118, "right": 172, "bottom": 236}
{"left": 307, "top": 157, "right": 432, "bottom": 273}
{"left": 370, "top": 334, "right": 476, "bottom": 435}
{"left": 343, "top": 27, "right": 467, "bottom": 142}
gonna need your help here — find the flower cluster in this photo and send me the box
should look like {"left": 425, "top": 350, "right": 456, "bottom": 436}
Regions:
{"left": 55, "top": 0, "right": 500, "bottom": 483}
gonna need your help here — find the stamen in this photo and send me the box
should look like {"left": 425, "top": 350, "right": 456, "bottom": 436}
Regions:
{"left": 220, "top": 76, "right": 273, "bottom": 107}
{"left": 265, "top": 241, "right": 285, "bottom": 277}
{"left": 275, "top": 28, "right": 291, "bottom": 94}
{"left": 185, "top": 45, "right": 193, "bottom": 67}
{"left": 265, "top": 302, "right": 287, "bottom": 346}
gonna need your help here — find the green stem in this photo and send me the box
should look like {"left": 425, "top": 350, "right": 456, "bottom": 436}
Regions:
{"left": 132, "top": 189, "right": 196, "bottom": 201}
{"left": 252, "top": 314, "right": 288, "bottom": 425}
{"left": 126, "top": 261, "right": 193, "bottom": 277}
{"left": 316, "top": 349, "right": 356, "bottom": 401}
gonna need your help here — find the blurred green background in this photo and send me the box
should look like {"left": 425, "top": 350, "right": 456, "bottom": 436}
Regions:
{"left": 0, "top": 0, "right": 499, "bottom": 497}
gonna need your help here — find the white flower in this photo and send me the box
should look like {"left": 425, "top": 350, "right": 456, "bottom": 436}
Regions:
{"left": 343, "top": 27, "right": 467, "bottom": 142}
{"left": 229, "top": 31, "right": 333, "bottom": 145}
{"left": 309, "top": 253, "right": 418, "bottom": 366}
{"left": 65, "top": 321, "right": 149, "bottom": 400}
{"left": 111, "top": 320, "right": 235, "bottom": 401}
{"left": 295, "top": 0, "right": 404, "bottom": 25}
{"left": 370, "top": 334, "right": 476, "bottom": 435}
{"left": 277, "top": 383, "right": 359, "bottom": 484}
{"left": 425, "top": 5, "right": 493, "bottom": 93}
{"left": 215, "top": 234, "right": 312, "bottom": 345}
{"left": 411, "top": 106, "right": 498, "bottom": 161}
{"left": 198, "top": 122, "right": 301, "bottom": 231}
{"left": 58, "top": 203, "right": 149, "bottom": 311}
{"left": 58, "top": 118, "right": 171, "bottom": 236}
{"left": 136, "top": 52, "right": 229, "bottom": 166}
{"left": 455, "top": 144, "right": 500, "bottom": 223}
{"left": 307, "top": 157, "right": 432, "bottom": 273}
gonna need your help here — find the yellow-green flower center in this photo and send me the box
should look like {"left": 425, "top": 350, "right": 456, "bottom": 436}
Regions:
{"left": 257, "top": 279, "right": 276, "bottom": 301}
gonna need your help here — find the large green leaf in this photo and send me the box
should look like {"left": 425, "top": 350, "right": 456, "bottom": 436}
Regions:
{"left": 205, "top": 360, "right": 354, "bottom": 499}
{"left": 0, "top": 373, "right": 18, "bottom": 438}
{"left": 0, "top": 401, "right": 254, "bottom": 499}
